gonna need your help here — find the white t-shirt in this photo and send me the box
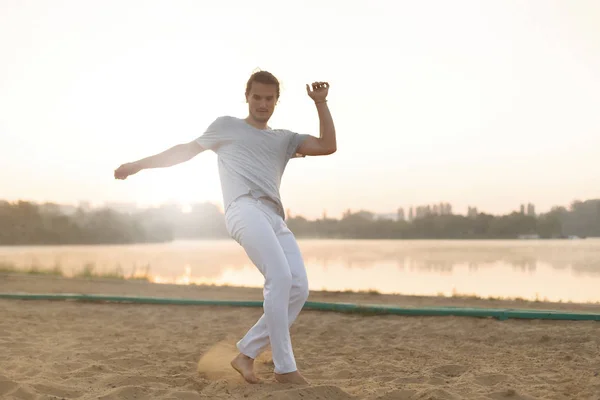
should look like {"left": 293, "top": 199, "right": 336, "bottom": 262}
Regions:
{"left": 195, "top": 116, "right": 310, "bottom": 219}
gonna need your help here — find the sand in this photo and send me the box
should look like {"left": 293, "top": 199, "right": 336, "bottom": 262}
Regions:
{"left": 1, "top": 274, "right": 600, "bottom": 399}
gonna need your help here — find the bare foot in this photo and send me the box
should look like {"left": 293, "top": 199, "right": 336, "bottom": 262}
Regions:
{"left": 274, "top": 370, "right": 309, "bottom": 385}
{"left": 231, "top": 353, "right": 260, "bottom": 384}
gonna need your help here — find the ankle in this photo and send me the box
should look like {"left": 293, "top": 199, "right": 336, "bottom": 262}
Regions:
{"left": 275, "top": 370, "right": 299, "bottom": 375}
{"left": 274, "top": 370, "right": 308, "bottom": 384}
{"left": 237, "top": 353, "right": 254, "bottom": 361}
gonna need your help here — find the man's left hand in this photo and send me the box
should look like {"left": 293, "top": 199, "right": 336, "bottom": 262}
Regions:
{"left": 306, "top": 81, "right": 329, "bottom": 103}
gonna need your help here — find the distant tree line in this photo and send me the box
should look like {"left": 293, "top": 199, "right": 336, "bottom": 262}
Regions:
{"left": 0, "top": 199, "right": 598, "bottom": 245}
{"left": 0, "top": 201, "right": 169, "bottom": 245}
{"left": 288, "top": 199, "right": 599, "bottom": 239}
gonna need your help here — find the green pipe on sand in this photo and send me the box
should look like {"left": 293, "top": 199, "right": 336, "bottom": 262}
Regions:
{"left": 1, "top": 293, "right": 599, "bottom": 321}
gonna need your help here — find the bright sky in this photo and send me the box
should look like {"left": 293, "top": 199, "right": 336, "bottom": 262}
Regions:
{"left": 1, "top": 0, "right": 598, "bottom": 219}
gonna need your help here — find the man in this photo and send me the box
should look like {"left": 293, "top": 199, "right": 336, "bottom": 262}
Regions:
{"left": 114, "top": 71, "right": 336, "bottom": 385}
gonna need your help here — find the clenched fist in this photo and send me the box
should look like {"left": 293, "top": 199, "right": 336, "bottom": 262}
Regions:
{"left": 114, "top": 162, "right": 142, "bottom": 180}
{"left": 306, "top": 81, "right": 329, "bottom": 103}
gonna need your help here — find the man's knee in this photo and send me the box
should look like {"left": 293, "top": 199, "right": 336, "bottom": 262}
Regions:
{"left": 298, "top": 285, "right": 309, "bottom": 303}
{"left": 267, "top": 268, "right": 293, "bottom": 290}
{"left": 293, "top": 275, "right": 310, "bottom": 302}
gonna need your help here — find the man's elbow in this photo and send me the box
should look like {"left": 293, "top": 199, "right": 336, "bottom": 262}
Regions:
{"left": 319, "top": 146, "right": 336, "bottom": 155}
{"left": 317, "top": 138, "right": 336, "bottom": 155}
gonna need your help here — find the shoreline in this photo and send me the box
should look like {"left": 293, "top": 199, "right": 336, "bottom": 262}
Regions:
{"left": 2, "top": 272, "right": 600, "bottom": 313}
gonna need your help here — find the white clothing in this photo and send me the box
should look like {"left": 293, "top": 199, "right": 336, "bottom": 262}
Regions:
{"left": 225, "top": 195, "right": 309, "bottom": 374}
{"left": 195, "top": 116, "right": 309, "bottom": 219}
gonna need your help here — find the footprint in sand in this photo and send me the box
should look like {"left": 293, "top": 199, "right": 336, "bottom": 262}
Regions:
{"left": 166, "top": 390, "right": 204, "bottom": 400}
{"left": 414, "top": 388, "right": 460, "bottom": 400}
{"left": 259, "top": 385, "right": 356, "bottom": 400}
{"left": 427, "top": 376, "right": 447, "bottom": 385}
{"left": 393, "top": 376, "right": 425, "bottom": 384}
{"left": 375, "top": 389, "right": 417, "bottom": 400}
{"left": 110, "top": 357, "right": 150, "bottom": 369}
{"left": 98, "top": 385, "right": 151, "bottom": 400}
{"left": 334, "top": 369, "right": 353, "bottom": 379}
{"left": 99, "top": 373, "right": 174, "bottom": 388}
{"left": 0, "top": 377, "right": 19, "bottom": 397}
{"left": 474, "top": 373, "right": 510, "bottom": 387}
{"left": 375, "top": 375, "right": 397, "bottom": 383}
{"left": 31, "top": 383, "right": 84, "bottom": 398}
{"left": 487, "top": 389, "right": 538, "bottom": 400}
{"left": 431, "top": 364, "right": 469, "bottom": 378}
{"left": 10, "top": 385, "right": 38, "bottom": 399}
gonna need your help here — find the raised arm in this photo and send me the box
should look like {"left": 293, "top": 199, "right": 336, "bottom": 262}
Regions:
{"left": 297, "top": 82, "right": 337, "bottom": 156}
{"left": 114, "top": 140, "right": 203, "bottom": 180}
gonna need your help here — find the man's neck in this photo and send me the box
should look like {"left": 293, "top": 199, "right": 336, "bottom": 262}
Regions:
{"left": 245, "top": 115, "right": 269, "bottom": 130}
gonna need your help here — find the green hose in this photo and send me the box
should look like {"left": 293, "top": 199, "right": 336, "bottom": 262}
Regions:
{"left": 1, "top": 293, "right": 599, "bottom": 321}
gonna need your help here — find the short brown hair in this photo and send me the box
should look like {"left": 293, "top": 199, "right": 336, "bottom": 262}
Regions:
{"left": 245, "top": 70, "right": 280, "bottom": 99}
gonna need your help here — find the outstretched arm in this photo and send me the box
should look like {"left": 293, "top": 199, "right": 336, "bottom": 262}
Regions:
{"left": 297, "top": 82, "right": 337, "bottom": 156}
{"left": 114, "top": 140, "right": 203, "bottom": 180}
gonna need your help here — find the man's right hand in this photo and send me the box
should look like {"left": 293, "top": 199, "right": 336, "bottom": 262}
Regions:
{"left": 114, "top": 162, "right": 142, "bottom": 180}
{"left": 114, "top": 141, "right": 203, "bottom": 180}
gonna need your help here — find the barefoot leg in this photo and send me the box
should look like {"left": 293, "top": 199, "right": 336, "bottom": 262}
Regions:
{"left": 274, "top": 370, "right": 309, "bottom": 385}
{"left": 231, "top": 353, "right": 260, "bottom": 384}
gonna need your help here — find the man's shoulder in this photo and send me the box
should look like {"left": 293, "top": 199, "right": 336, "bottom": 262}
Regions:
{"left": 206, "top": 116, "right": 243, "bottom": 135}
{"left": 270, "top": 127, "right": 296, "bottom": 136}
{"left": 213, "top": 115, "right": 239, "bottom": 125}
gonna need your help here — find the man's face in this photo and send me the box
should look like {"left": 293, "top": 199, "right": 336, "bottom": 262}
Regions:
{"left": 246, "top": 82, "right": 278, "bottom": 123}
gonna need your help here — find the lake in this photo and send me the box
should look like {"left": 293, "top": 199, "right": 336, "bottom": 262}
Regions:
{"left": 1, "top": 239, "right": 599, "bottom": 303}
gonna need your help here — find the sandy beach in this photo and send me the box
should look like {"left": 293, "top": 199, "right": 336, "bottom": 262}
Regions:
{"left": 1, "top": 274, "right": 600, "bottom": 400}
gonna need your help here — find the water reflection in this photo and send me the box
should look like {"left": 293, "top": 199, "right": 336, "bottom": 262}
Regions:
{"left": 1, "top": 239, "right": 599, "bottom": 302}
{"left": 300, "top": 239, "right": 600, "bottom": 276}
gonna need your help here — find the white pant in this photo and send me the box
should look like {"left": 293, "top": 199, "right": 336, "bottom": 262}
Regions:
{"left": 225, "top": 195, "right": 309, "bottom": 374}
